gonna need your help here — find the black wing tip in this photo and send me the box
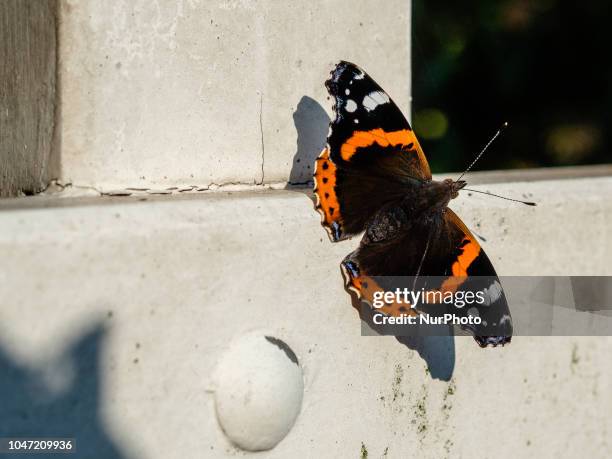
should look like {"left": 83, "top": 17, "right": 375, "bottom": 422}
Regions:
{"left": 332, "top": 60, "right": 359, "bottom": 73}
{"left": 474, "top": 335, "right": 512, "bottom": 348}
{"left": 325, "top": 61, "right": 369, "bottom": 130}
{"left": 326, "top": 61, "right": 364, "bottom": 92}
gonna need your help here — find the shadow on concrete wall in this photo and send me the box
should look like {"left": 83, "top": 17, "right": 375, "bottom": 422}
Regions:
{"left": 0, "top": 322, "right": 131, "bottom": 459}
{"left": 287, "top": 96, "right": 330, "bottom": 187}
{"left": 396, "top": 336, "right": 455, "bottom": 381}
{"left": 358, "top": 302, "right": 455, "bottom": 381}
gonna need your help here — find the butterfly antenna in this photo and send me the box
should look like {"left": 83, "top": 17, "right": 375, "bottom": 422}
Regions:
{"left": 456, "top": 122, "right": 509, "bottom": 182}
{"left": 463, "top": 188, "right": 536, "bottom": 206}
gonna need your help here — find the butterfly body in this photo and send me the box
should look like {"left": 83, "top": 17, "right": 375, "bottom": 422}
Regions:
{"left": 357, "top": 178, "right": 464, "bottom": 245}
{"left": 314, "top": 61, "right": 513, "bottom": 347}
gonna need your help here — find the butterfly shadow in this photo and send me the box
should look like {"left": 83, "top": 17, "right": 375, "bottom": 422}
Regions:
{"left": 0, "top": 320, "right": 133, "bottom": 458}
{"left": 350, "top": 293, "right": 456, "bottom": 382}
{"left": 286, "top": 95, "right": 330, "bottom": 191}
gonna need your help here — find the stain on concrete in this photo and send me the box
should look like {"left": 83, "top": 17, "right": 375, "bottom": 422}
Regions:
{"left": 571, "top": 343, "right": 580, "bottom": 372}
{"left": 360, "top": 442, "right": 368, "bottom": 458}
{"left": 442, "top": 379, "right": 456, "bottom": 421}
{"left": 407, "top": 382, "right": 429, "bottom": 439}
{"left": 392, "top": 363, "right": 404, "bottom": 402}
{"left": 444, "top": 439, "right": 454, "bottom": 456}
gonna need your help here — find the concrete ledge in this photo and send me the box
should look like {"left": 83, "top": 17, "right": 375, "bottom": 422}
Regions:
{"left": 458, "top": 163, "right": 612, "bottom": 185}
{"left": 1, "top": 177, "right": 611, "bottom": 457}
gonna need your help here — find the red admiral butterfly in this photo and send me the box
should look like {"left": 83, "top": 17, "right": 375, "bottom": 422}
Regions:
{"left": 314, "top": 61, "right": 514, "bottom": 347}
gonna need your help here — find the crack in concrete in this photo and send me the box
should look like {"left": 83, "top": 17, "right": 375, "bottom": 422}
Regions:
{"left": 42, "top": 180, "right": 302, "bottom": 198}
{"left": 258, "top": 92, "right": 265, "bottom": 185}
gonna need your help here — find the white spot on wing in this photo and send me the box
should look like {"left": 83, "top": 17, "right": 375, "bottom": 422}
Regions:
{"left": 499, "top": 314, "right": 511, "bottom": 325}
{"left": 482, "top": 280, "right": 503, "bottom": 306}
{"left": 362, "top": 91, "right": 390, "bottom": 112}
{"left": 353, "top": 71, "right": 365, "bottom": 80}
{"left": 345, "top": 99, "right": 358, "bottom": 113}
{"left": 354, "top": 119, "right": 359, "bottom": 124}
{"left": 345, "top": 88, "right": 350, "bottom": 95}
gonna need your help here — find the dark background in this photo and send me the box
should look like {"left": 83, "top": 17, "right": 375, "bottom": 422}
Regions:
{"left": 412, "top": 0, "right": 611, "bottom": 173}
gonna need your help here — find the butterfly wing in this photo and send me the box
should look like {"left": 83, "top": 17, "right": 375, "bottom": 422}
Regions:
{"left": 314, "top": 61, "right": 431, "bottom": 242}
{"left": 341, "top": 207, "right": 513, "bottom": 347}
{"left": 442, "top": 209, "right": 513, "bottom": 347}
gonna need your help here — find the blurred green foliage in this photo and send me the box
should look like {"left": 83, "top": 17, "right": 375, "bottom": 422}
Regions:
{"left": 412, "top": 0, "right": 611, "bottom": 172}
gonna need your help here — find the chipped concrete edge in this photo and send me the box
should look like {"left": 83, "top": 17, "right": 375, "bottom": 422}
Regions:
{"left": 31, "top": 165, "right": 612, "bottom": 200}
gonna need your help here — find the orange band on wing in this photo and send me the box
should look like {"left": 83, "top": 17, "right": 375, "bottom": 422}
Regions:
{"left": 451, "top": 237, "right": 481, "bottom": 276}
{"left": 440, "top": 236, "right": 481, "bottom": 293}
{"left": 342, "top": 265, "right": 418, "bottom": 318}
{"left": 314, "top": 148, "right": 342, "bottom": 240}
{"left": 339, "top": 128, "right": 430, "bottom": 175}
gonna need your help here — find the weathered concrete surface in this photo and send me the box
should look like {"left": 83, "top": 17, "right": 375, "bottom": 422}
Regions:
{"left": 0, "top": 177, "right": 611, "bottom": 458}
{"left": 57, "top": 0, "right": 411, "bottom": 190}
{"left": 0, "top": 0, "right": 57, "bottom": 197}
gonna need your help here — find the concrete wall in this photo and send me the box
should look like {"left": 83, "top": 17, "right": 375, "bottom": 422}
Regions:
{"left": 0, "top": 0, "right": 57, "bottom": 197}
{"left": 3, "top": 2, "right": 612, "bottom": 458}
{"left": 0, "top": 177, "right": 611, "bottom": 458}
{"left": 57, "top": 0, "right": 411, "bottom": 190}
